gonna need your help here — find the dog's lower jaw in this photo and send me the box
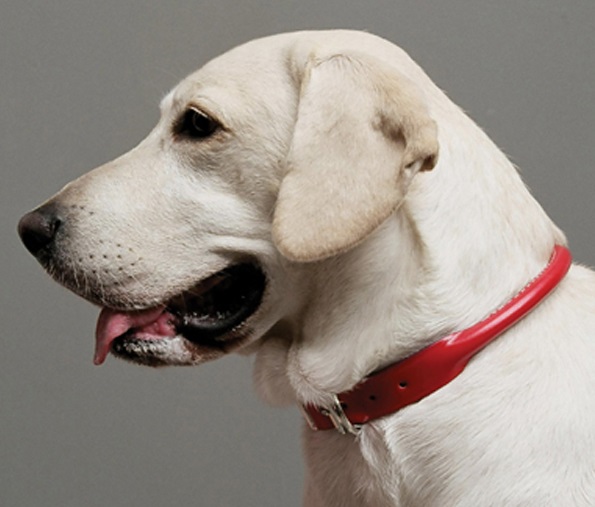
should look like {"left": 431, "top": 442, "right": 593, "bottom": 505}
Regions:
{"left": 111, "top": 335, "right": 203, "bottom": 367}
{"left": 111, "top": 332, "right": 251, "bottom": 367}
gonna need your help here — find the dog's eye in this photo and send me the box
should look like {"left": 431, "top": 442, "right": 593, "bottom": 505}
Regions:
{"left": 178, "top": 108, "right": 219, "bottom": 139}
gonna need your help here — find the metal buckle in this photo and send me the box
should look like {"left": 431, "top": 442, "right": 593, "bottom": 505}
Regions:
{"left": 319, "top": 395, "right": 362, "bottom": 436}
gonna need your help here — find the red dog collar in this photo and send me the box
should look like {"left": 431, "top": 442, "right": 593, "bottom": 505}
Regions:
{"left": 303, "top": 245, "right": 572, "bottom": 435}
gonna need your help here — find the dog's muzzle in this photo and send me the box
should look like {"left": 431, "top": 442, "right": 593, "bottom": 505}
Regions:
{"left": 18, "top": 204, "right": 268, "bottom": 367}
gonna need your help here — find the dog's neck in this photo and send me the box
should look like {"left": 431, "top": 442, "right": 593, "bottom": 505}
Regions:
{"left": 280, "top": 109, "right": 565, "bottom": 408}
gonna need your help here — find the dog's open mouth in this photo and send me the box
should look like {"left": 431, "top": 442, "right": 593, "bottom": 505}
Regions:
{"left": 94, "top": 264, "right": 266, "bottom": 366}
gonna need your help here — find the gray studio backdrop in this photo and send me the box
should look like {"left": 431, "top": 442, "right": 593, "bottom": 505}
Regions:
{"left": 2, "top": 1, "right": 594, "bottom": 506}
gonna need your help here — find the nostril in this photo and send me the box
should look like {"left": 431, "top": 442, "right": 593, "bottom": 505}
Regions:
{"left": 18, "top": 208, "right": 63, "bottom": 256}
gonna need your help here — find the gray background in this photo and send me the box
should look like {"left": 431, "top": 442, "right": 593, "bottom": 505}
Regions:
{"left": 2, "top": 1, "right": 594, "bottom": 506}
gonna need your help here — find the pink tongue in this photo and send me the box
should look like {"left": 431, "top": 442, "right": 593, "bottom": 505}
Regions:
{"left": 94, "top": 306, "right": 176, "bottom": 365}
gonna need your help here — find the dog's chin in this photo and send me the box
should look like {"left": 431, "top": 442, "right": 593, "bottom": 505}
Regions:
{"left": 95, "top": 263, "right": 266, "bottom": 367}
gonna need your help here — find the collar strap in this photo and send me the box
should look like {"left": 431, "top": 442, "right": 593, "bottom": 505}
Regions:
{"left": 302, "top": 245, "right": 572, "bottom": 435}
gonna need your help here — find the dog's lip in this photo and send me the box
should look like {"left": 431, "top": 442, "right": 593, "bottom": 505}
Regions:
{"left": 93, "top": 271, "right": 224, "bottom": 365}
{"left": 93, "top": 263, "right": 266, "bottom": 365}
{"left": 94, "top": 306, "right": 176, "bottom": 365}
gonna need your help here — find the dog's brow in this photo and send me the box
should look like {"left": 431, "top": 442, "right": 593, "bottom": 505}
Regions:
{"left": 159, "top": 90, "right": 176, "bottom": 114}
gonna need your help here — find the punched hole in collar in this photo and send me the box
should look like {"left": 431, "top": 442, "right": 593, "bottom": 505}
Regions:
{"left": 398, "top": 381, "right": 408, "bottom": 389}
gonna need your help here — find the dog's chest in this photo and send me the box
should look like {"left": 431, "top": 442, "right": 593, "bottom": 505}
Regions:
{"left": 303, "top": 427, "right": 403, "bottom": 507}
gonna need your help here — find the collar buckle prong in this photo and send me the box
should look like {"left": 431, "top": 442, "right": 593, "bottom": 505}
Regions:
{"left": 318, "top": 395, "right": 362, "bottom": 436}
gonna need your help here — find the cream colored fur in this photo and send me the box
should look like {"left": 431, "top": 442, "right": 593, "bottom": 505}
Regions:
{"left": 32, "top": 31, "right": 595, "bottom": 505}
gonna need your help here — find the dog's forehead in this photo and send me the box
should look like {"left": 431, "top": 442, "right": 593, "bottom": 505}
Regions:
{"left": 161, "top": 38, "right": 301, "bottom": 126}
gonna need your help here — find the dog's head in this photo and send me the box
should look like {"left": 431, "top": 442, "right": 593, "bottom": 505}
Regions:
{"left": 18, "top": 30, "right": 438, "bottom": 368}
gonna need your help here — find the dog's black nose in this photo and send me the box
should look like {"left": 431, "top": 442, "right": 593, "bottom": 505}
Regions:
{"left": 18, "top": 206, "right": 62, "bottom": 256}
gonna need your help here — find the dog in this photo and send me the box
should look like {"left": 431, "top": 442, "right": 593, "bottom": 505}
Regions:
{"left": 18, "top": 30, "right": 595, "bottom": 506}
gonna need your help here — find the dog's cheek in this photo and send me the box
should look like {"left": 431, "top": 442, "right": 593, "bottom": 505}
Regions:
{"left": 253, "top": 336, "right": 296, "bottom": 406}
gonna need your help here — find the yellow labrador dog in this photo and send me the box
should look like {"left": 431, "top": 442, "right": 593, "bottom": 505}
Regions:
{"left": 18, "top": 30, "right": 595, "bottom": 506}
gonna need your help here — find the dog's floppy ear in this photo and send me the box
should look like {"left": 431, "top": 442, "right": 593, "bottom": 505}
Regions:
{"left": 272, "top": 53, "right": 438, "bottom": 262}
